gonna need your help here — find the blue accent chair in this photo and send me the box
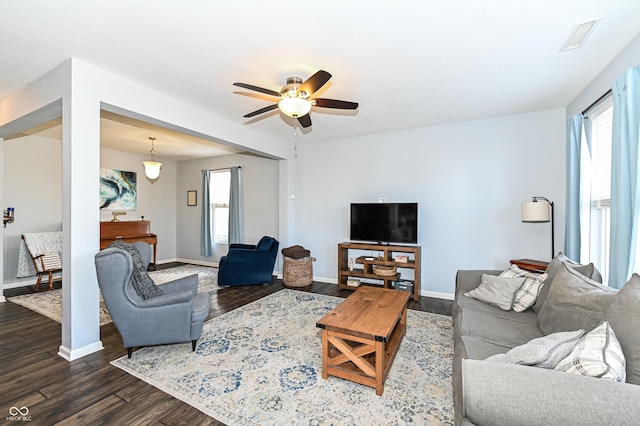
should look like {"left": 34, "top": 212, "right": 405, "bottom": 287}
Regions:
{"left": 218, "top": 236, "right": 279, "bottom": 286}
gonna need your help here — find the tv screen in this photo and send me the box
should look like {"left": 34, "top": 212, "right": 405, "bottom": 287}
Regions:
{"left": 350, "top": 203, "right": 418, "bottom": 244}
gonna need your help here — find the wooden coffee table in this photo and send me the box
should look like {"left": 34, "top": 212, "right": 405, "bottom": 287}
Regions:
{"left": 316, "top": 286, "right": 410, "bottom": 395}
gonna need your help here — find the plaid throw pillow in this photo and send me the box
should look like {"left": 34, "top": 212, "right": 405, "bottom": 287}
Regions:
{"left": 500, "top": 265, "right": 548, "bottom": 312}
{"left": 554, "top": 321, "right": 626, "bottom": 382}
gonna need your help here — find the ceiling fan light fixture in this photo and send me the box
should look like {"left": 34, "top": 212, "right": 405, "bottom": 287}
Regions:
{"left": 235, "top": 70, "right": 356, "bottom": 128}
{"left": 143, "top": 136, "right": 162, "bottom": 180}
{"left": 278, "top": 97, "right": 312, "bottom": 118}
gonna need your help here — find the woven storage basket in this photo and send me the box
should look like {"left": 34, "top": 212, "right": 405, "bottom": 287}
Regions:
{"left": 283, "top": 256, "right": 315, "bottom": 287}
{"left": 373, "top": 265, "right": 397, "bottom": 276}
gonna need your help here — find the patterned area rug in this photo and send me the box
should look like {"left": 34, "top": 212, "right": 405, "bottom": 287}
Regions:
{"left": 111, "top": 289, "right": 454, "bottom": 425}
{"left": 7, "top": 265, "right": 219, "bottom": 325}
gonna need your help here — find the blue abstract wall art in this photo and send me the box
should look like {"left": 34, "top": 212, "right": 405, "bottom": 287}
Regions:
{"left": 100, "top": 168, "right": 137, "bottom": 211}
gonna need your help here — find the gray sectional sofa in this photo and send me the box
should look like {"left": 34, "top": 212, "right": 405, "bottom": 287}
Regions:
{"left": 452, "top": 256, "right": 640, "bottom": 425}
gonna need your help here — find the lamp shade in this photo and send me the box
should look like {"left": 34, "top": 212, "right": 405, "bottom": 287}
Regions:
{"left": 143, "top": 161, "right": 162, "bottom": 180}
{"left": 278, "top": 97, "right": 312, "bottom": 118}
{"left": 521, "top": 201, "right": 550, "bottom": 222}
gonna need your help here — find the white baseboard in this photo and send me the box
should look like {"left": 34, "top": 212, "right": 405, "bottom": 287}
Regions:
{"left": 58, "top": 340, "right": 104, "bottom": 361}
{"left": 421, "top": 290, "right": 455, "bottom": 300}
{"left": 173, "top": 258, "right": 219, "bottom": 268}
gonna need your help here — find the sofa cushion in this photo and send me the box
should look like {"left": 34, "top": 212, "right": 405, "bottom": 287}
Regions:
{"left": 455, "top": 293, "right": 539, "bottom": 325}
{"left": 464, "top": 274, "right": 525, "bottom": 310}
{"left": 456, "top": 309, "right": 544, "bottom": 348}
{"left": 604, "top": 273, "right": 640, "bottom": 385}
{"left": 500, "top": 265, "right": 548, "bottom": 312}
{"left": 537, "top": 263, "right": 617, "bottom": 335}
{"left": 485, "top": 329, "right": 584, "bottom": 368}
{"left": 555, "top": 321, "right": 626, "bottom": 382}
{"left": 533, "top": 252, "right": 599, "bottom": 313}
{"left": 460, "top": 335, "right": 511, "bottom": 360}
{"left": 191, "top": 293, "right": 210, "bottom": 323}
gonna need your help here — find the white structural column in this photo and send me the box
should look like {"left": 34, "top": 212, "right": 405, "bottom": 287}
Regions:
{"left": 58, "top": 60, "right": 103, "bottom": 360}
{"left": 0, "top": 57, "right": 293, "bottom": 361}
{"left": 0, "top": 137, "right": 5, "bottom": 303}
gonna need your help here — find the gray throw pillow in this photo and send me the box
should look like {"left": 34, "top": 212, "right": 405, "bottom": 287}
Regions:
{"left": 533, "top": 252, "right": 600, "bottom": 313}
{"left": 465, "top": 274, "right": 525, "bottom": 310}
{"left": 604, "top": 273, "right": 640, "bottom": 385}
{"left": 537, "top": 263, "right": 617, "bottom": 335}
{"left": 485, "top": 329, "right": 584, "bottom": 368}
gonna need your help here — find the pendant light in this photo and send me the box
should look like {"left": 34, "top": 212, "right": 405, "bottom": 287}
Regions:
{"left": 143, "top": 137, "right": 162, "bottom": 180}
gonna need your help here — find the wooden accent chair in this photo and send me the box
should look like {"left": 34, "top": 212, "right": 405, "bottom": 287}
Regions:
{"left": 21, "top": 234, "right": 62, "bottom": 292}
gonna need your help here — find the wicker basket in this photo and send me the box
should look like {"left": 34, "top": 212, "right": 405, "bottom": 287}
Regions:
{"left": 373, "top": 265, "right": 397, "bottom": 276}
{"left": 283, "top": 256, "right": 315, "bottom": 287}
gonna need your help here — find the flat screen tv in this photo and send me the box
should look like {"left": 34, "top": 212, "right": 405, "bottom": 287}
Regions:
{"left": 350, "top": 203, "right": 418, "bottom": 244}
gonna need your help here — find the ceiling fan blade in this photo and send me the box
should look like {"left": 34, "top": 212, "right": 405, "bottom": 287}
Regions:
{"left": 313, "top": 98, "right": 359, "bottom": 110}
{"left": 243, "top": 104, "right": 279, "bottom": 118}
{"left": 297, "top": 114, "right": 312, "bottom": 128}
{"left": 233, "top": 82, "right": 281, "bottom": 98}
{"left": 299, "top": 70, "right": 332, "bottom": 96}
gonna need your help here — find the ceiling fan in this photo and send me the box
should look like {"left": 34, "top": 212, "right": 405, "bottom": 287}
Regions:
{"left": 233, "top": 70, "right": 358, "bottom": 128}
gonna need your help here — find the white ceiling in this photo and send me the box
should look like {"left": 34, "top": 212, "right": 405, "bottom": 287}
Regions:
{"left": 1, "top": 1, "right": 639, "bottom": 158}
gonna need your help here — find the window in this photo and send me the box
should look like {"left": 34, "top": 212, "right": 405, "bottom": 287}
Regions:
{"left": 582, "top": 97, "right": 613, "bottom": 281}
{"left": 210, "top": 169, "right": 230, "bottom": 244}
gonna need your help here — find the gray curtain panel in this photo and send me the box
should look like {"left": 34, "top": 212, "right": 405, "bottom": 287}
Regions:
{"left": 228, "top": 166, "right": 244, "bottom": 245}
{"left": 200, "top": 170, "right": 213, "bottom": 256}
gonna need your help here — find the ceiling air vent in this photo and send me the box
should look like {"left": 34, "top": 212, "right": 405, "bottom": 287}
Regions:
{"left": 560, "top": 18, "right": 601, "bottom": 52}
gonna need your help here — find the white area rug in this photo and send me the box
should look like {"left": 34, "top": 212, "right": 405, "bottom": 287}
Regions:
{"left": 111, "top": 289, "right": 454, "bottom": 425}
{"left": 7, "top": 265, "right": 219, "bottom": 325}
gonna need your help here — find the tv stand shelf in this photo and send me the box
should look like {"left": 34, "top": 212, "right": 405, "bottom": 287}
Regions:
{"left": 338, "top": 242, "right": 421, "bottom": 301}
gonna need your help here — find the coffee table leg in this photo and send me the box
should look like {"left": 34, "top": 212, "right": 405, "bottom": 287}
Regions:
{"left": 375, "top": 340, "right": 384, "bottom": 396}
{"left": 322, "top": 330, "right": 329, "bottom": 379}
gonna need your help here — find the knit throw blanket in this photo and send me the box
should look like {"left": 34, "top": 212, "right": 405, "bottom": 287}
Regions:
{"left": 108, "top": 240, "right": 164, "bottom": 300}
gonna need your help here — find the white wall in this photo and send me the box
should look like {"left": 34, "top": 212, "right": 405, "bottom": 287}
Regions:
{"left": 1, "top": 143, "right": 178, "bottom": 288}
{"left": 176, "top": 153, "right": 279, "bottom": 265}
{"left": 2, "top": 134, "right": 62, "bottom": 287}
{"left": 293, "top": 108, "right": 566, "bottom": 296}
{"left": 100, "top": 147, "right": 177, "bottom": 262}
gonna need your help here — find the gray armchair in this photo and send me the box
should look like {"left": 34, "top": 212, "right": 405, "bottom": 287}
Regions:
{"left": 94, "top": 242, "right": 210, "bottom": 358}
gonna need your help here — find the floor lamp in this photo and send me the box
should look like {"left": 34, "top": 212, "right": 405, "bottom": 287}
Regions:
{"left": 521, "top": 196, "right": 554, "bottom": 260}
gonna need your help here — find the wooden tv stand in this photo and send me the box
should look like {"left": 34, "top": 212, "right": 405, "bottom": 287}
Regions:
{"left": 338, "top": 242, "right": 421, "bottom": 301}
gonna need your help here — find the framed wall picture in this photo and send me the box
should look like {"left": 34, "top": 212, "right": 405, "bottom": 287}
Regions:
{"left": 187, "top": 190, "right": 197, "bottom": 206}
{"left": 100, "top": 168, "right": 137, "bottom": 211}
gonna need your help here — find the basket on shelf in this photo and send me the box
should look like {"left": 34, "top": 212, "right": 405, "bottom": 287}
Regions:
{"left": 372, "top": 265, "right": 397, "bottom": 276}
{"left": 282, "top": 256, "right": 316, "bottom": 287}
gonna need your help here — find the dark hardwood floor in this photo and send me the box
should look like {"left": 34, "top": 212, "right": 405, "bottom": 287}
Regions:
{"left": 1, "top": 269, "right": 452, "bottom": 425}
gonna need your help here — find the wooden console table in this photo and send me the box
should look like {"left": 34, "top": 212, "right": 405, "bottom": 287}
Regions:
{"left": 100, "top": 220, "right": 158, "bottom": 269}
{"left": 338, "top": 242, "right": 421, "bottom": 301}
